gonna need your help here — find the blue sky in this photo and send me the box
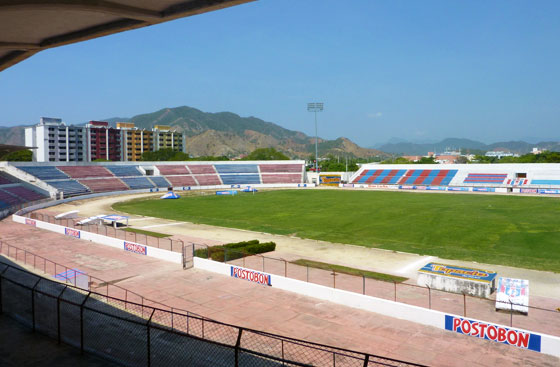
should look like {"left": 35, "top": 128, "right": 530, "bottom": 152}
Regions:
{"left": 1, "top": 0, "right": 559, "bottom": 146}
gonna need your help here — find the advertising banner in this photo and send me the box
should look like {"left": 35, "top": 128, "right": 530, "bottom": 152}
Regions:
{"left": 64, "top": 228, "right": 80, "bottom": 239}
{"left": 419, "top": 263, "right": 497, "bottom": 283}
{"left": 319, "top": 175, "right": 341, "bottom": 186}
{"left": 445, "top": 315, "right": 540, "bottom": 352}
{"left": 473, "top": 187, "right": 496, "bottom": 192}
{"left": 496, "top": 277, "right": 529, "bottom": 314}
{"left": 538, "top": 189, "right": 560, "bottom": 194}
{"left": 447, "top": 187, "right": 470, "bottom": 192}
{"left": 231, "top": 266, "right": 271, "bottom": 286}
{"left": 520, "top": 188, "right": 538, "bottom": 194}
{"left": 124, "top": 241, "right": 147, "bottom": 256}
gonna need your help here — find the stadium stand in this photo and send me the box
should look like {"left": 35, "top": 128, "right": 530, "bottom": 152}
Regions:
{"left": 507, "top": 178, "right": 528, "bottom": 185}
{"left": 47, "top": 180, "right": 90, "bottom": 197}
{"left": 121, "top": 177, "right": 155, "bottom": 190}
{"left": 0, "top": 189, "right": 22, "bottom": 206}
{"left": 3, "top": 186, "right": 47, "bottom": 202}
{"left": 398, "top": 169, "right": 458, "bottom": 186}
{"left": 16, "top": 166, "right": 69, "bottom": 180}
{"left": 79, "top": 178, "right": 128, "bottom": 193}
{"left": 259, "top": 164, "right": 302, "bottom": 173}
{"left": 149, "top": 176, "right": 171, "bottom": 188}
{"left": 214, "top": 164, "right": 259, "bottom": 174}
{"left": 157, "top": 165, "right": 189, "bottom": 175}
{"left": 356, "top": 169, "right": 407, "bottom": 184}
{"left": 463, "top": 173, "right": 507, "bottom": 184}
{"left": 0, "top": 172, "right": 16, "bottom": 185}
{"left": 106, "top": 165, "right": 142, "bottom": 177}
{"left": 262, "top": 174, "right": 302, "bottom": 184}
{"left": 193, "top": 175, "right": 222, "bottom": 185}
{"left": 186, "top": 164, "right": 216, "bottom": 174}
{"left": 165, "top": 175, "right": 197, "bottom": 187}
{"left": 221, "top": 174, "right": 261, "bottom": 185}
{"left": 531, "top": 179, "right": 560, "bottom": 185}
{"left": 58, "top": 166, "right": 113, "bottom": 179}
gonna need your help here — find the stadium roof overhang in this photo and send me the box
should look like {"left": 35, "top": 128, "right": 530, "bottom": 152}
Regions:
{"left": 0, "top": 0, "right": 254, "bottom": 72}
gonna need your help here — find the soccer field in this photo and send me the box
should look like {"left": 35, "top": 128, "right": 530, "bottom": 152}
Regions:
{"left": 113, "top": 190, "right": 560, "bottom": 272}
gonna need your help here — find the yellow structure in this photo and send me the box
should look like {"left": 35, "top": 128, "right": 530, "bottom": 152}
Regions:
{"left": 117, "top": 123, "right": 184, "bottom": 161}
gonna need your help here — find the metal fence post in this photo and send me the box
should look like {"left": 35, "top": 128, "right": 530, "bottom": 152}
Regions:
{"left": 262, "top": 256, "right": 265, "bottom": 272}
{"left": 463, "top": 293, "right": 467, "bottom": 317}
{"left": 0, "top": 266, "right": 8, "bottom": 314}
{"left": 362, "top": 275, "right": 365, "bottom": 295}
{"left": 510, "top": 300, "right": 513, "bottom": 327}
{"left": 57, "top": 285, "right": 68, "bottom": 344}
{"left": 394, "top": 281, "right": 397, "bottom": 302}
{"left": 427, "top": 286, "right": 431, "bottom": 309}
{"left": 306, "top": 265, "right": 309, "bottom": 282}
{"left": 284, "top": 260, "right": 287, "bottom": 277}
{"left": 234, "top": 328, "right": 243, "bottom": 367}
{"left": 147, "top": 308, "right": 155, "bottom": 367}
{"left": 31, "top": 278, "right": 41, "bottom": 332}
{"left": 362, "top": 355, "right": 370, "bottom": 367}
{"left": 80, "top": 292, "right": 92, "bottom": 354}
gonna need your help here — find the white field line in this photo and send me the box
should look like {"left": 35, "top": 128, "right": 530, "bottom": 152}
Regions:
{"left": 140, "top": 222, "right": 186, "bottom": 229}
{"left": 127, "top": 217, "right": 155, "bottom": 222}
{"left": 397, "top": 256, "right": 435, "bottom": 274}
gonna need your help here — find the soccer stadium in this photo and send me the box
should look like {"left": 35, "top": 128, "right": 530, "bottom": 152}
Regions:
{"left": 1, "top": 158, "right": 560, "bottom": 366}
{"left": 1, "top": 1, "right": 560, "bottom": 367}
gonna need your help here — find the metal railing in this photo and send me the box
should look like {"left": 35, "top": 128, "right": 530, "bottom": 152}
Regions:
{"left": 194, "top": 244, "right": 560, "bottom": 337}
{"left": 27, "top": 212, "right": 184, "bottom": 253}
{"left": 0, "top": 260, "right": 426, "bottom": 367}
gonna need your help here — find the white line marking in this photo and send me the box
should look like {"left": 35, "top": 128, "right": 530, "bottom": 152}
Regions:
{"left": 139, "top": 222, "right": 186, "bottom": 229}
{"left": 397, "top": 256, "right": 435, "bottom": 274}
{"left": 128, "top": 217, "right": 155, "bottom": 222}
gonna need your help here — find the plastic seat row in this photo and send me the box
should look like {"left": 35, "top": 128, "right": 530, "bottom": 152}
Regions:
{"left": 17, "top": 166, "right": 69, "bottom": 180}
{"left": 106, "top": 165, "right": 142, "bottom": 177}
{"left": 463, "top": 173, "right": 507, "bottom": 184}
{"left": 47, "top": 180, "right": 91, "bottom": 197}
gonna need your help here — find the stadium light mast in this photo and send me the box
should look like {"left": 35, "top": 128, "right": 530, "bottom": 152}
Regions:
{"left": 307, "top": 102, "right": 323, "bottom": 172}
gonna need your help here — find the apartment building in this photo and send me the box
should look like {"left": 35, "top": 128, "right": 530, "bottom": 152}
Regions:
{"left": 25, "top": 117, "right": 87, "bottom": 162}
{"left": 118, "top": 123, "right": 185, "bottom": 161}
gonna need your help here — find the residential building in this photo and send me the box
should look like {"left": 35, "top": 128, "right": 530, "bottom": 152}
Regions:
{"left": 25, "top": 117, "right": 87, "bottom": 162}
{"left": 86, "top": 121, "right": 121, "bottom": 161}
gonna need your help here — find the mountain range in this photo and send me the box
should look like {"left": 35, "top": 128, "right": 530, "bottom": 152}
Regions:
{"left": 0, "top": 106, "right": 388, "bottom": 159}
{"left": 376, "top": 138, "right": 560, "bottom": 156}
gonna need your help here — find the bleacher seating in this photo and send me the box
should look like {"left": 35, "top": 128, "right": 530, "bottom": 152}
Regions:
{"left": 3, "top": 186, "right": 47, "bottom": 201}
{"left": 58, "top": 166, "right": 113, "bottom": 179}
{"left": 48, "top": 180, "right": 91, "bottom": 197}
{"left": 262, "top": 174, "right": 301, "bottom": 184}
{"left": 398, "top": 170, "right": 457, "bottom": 186}
{"left": 0, "top": 189, "right": 22, "bottom": 206}
{"left": 259, "top": 164, "right": 302, "bottom": 173}
{"left": 355, "top": 169, "right": 407, "bottom": 185}
{"left": 16, "top": 166, "right": 69, "bottom": 180}
{"left": 531, "top": 179, "right": 560, "bottom": 185}
{"left": 221, "top": 174, "right": 261, "bottom": 185}
{"left": 165, "top": 176, "right": 197, "bottom": 187}
{"left": 194, "top": 175, "right": 222, "bottom": 185}
{"left": 464, "top": 173, "right": 507, "bottom": 184}
{"left": 149, "top": 176, "right": 170, "bottom": 188}
{"left": 121, "top": 177, "right": 155, "bottom": 190}
{"left": 0, "top": 200, "right": 10, "bottom": 209}
{"left": 79, "top": 178, "right": 128, "bottom": 193}
{"left": 186, "top": 165, "right": 216, "bottom": 174}
{"left": 0, "top": 172, "right": 16, "bottom": 185}
{"left": 106, "top": 165, "right": 142, "bottom": 177}
{"left": 157, "top": 165, "right": 189, "bottom": 175}
{"left": 214, "top": 164, "right": 258, "bottom": 174}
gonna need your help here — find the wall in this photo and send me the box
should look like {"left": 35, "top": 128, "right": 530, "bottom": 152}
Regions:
{"left": 193, "top": 258, "right": 560, "bottom": 358}
{"left": 12, "top": 214, "right": 182, "bottom": 264}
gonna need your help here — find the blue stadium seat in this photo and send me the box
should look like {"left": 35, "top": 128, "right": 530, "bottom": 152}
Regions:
{"left": 48, "top": 180, "right": 90, "bottom": 197}
{"left": 150, "top": 176, "right": 170, "bottom": 188}
{"left": 17, "top": 166, "right": 69, "bottom": 180}
{"left": 214, "top": 164, "right": 259, "bottom": 174}
{"left": 220, "top": 174, "right": 261, "bottom": 185}
{"left": 121, "top": 177, "right": 155, "bottom": 190}
{"left": 105, "top": 165, "right": 142, "bottom": 177}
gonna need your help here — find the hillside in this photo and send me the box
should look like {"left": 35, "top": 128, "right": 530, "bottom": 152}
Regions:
{"left": 105, "top": 106, "right": 388, "bottom": 159}
{"left": 378, "top": 138, "right": 560, "bottom": 155}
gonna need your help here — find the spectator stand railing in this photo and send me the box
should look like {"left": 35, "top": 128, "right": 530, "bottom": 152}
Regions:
{"left": 193, "top": 244, "right": 560, "bottom": 338}
{"left": 0, "top": 259, "right": 426, "bottom": 367}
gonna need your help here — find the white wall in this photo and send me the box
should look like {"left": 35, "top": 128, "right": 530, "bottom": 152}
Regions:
{"left": 12, "top": 214, "right": 182, "bottom": 264}
{"left": 194, "top": 258, "right": 560, "bottom": 358}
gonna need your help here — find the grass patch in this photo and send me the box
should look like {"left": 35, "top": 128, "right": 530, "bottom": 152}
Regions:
{"left": 291, "top": 259, "right": 408, "bottom": 283}
{"left": 113, "top": 190, "right": 560, "bottom": 272}
{"left": 122, "top": 227, "right": 170, "bottom": 238}
{"left": 194, "top": 240, "right": 276, "bottom": 262}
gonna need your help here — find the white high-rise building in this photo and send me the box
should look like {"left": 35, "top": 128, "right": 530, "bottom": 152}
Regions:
{"left": 25, "top": 117, "right": 88, "bottom": 162}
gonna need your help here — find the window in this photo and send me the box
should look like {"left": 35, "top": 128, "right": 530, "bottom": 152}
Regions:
{"left": 516, "top": 173, "right": 527, "bottom": 178}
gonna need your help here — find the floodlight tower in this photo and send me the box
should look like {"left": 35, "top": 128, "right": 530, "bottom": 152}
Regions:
{"left": 307, "top": 102, "right": 324, "bottom": 172}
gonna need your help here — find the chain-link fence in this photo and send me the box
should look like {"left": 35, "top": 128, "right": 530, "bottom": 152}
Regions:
{"left": 193, "top": 244, "right": 560, "bottom": 338}
{"left": 0, "top": 260, "right": 425, "bottom": 367}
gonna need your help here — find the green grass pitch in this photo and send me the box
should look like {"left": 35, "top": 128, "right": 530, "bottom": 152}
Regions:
{"left": 113, "top": 190, "right": 560, "bottom": 272}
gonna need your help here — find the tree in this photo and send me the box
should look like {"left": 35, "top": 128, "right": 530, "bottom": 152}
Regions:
{"left": 0, "top": 149, "right": 32, "bottom": 161}
{"left": 243, "top": 148, "right": 289, "bottom": 161}
{"left": 140, "top": 148, "right": 190, "bottom": 161}
{"left": 415, "top": 157, "right": 437, "bottom": 164}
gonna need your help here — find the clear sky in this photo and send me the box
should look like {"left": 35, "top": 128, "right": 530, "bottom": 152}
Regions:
{"left": 1, "top": 0, "right": 559, "bottom": 146}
